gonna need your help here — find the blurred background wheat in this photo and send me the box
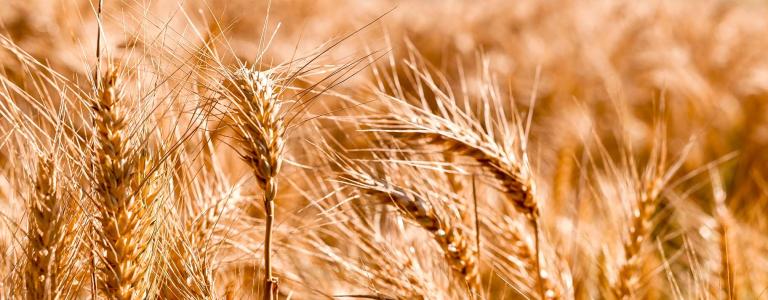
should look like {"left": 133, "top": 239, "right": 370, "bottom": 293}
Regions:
{"left": 1, "top": 0, "right": 767, "bottom": 299}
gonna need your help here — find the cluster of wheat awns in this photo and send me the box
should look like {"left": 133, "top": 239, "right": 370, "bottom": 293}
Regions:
{"left": 2, "top": 0, "right": 768, "bottom": 299}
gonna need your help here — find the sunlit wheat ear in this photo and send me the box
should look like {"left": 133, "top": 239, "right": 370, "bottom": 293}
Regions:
{"left": 612, "top": 181, "right": 661, "bottom": 299}
{"left": 224, "top": 66, "right": 285, "bottom": 300}
{"left": 90, "top": 67, "right": 157, "bottom": 300}
{"left": 365, "top": 114, "right": 538, "bottom": 220}
{"left": 25, "top": 155, "right": 71, "bottom": 300}
{"left": 609, "top": 138, "right": 687, "bottom": 299}
{"left": 362, "top": 101, "right": 553, "bottom": 297}
{"left": 337, "top": 166, "right": 480, "bottom": 296}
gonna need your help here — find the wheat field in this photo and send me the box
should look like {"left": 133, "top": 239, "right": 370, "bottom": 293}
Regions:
{"left": 0, "top": 0, "right": 767, "bottom": 299}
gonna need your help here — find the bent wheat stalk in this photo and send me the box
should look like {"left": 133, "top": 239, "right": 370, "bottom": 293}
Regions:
{"left": 225, "top": 67, "right": 285, "bottom": 300}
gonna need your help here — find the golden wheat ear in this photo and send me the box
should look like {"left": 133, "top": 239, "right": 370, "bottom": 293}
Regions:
{"left": 332, "top": 155, "right": 480, "bottom": 297}
{"left": 89, "top": 67, "right": 160, "bottom": 300}
{"left": 25, "top": 153, "right": 85, "bottom": 300}
{"left": 159, "top": 225, "right": 216, "bottom": 300}
{"left": 223, "top": 66, "right": 286, "bottom": 300}
{"left": 25, "top": 155, "right": 60, "bottom": 299}
{"left": 361, "top": 69, "right": 561, "bottom": 298}
{"left": 157, "top": 152, "right": 224, "bottom": 300}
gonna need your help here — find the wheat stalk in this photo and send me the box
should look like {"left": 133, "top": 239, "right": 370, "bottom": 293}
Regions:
{"left": 225, "top": 66, "right": 285, "bottom": 300}
{"left": 714, "top": 207, "right": 734, "bottom": 300}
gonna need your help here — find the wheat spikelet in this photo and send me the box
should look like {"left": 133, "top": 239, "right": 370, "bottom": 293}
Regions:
{"left": 158, "top": 152, "right": 223, "bottom": 299}
{"left": 608, "top": 138, "right": 687, "bottom": 299}
{"left": 365, "top": 53, "right": 538, "bottom": 220}
{"left": 224, "top": 66, "right": 285, "bottom": 300}
{"left": 90, "top": 67, "right": 157, "bottom": 300}
{"left": 481, "top": 213, "right": 563, "bottom": 299}
{"left": 159, "top": 182, "right": 216, "bottom": 299}
{"left": 160, "top": 191, "right": 224, "bottom": 299}
{"left": 290, "top": 165, "right": 439, "bottom": 299}
{"left": 365, "top": 115, "right": 537, "bottom": 216}
{"left": 608, "top": 122, "right": 690, "bottom": 299}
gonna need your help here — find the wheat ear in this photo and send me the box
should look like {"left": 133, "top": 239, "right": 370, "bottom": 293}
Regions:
{"left": 613, "top": 185, "right": 657, "bottom": 298}
{"left": 481, "top": 215, "right": 562, "bottom": 299}
{"left": 91, "top": 68, "right": 157, "bottom": 300}
{"left": 161, "top": 230, "right": 214, "bottom": 299}
{"left": 25, "top": 155, "right": 72, "bottom": 299}
{"left": 364, "top": 113, "right": 555, "bottom": 297}
{"left": 340, "top": 170, "right": 480, "bottom": 296}
{"left": 610, "top": 138, "right": 683, "bottom": 299}
{"left": 388, "top": 124, "right": 537, "bottom": 218}
{"left": 225, "top": 67, "right": 285, "bottom": 300}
